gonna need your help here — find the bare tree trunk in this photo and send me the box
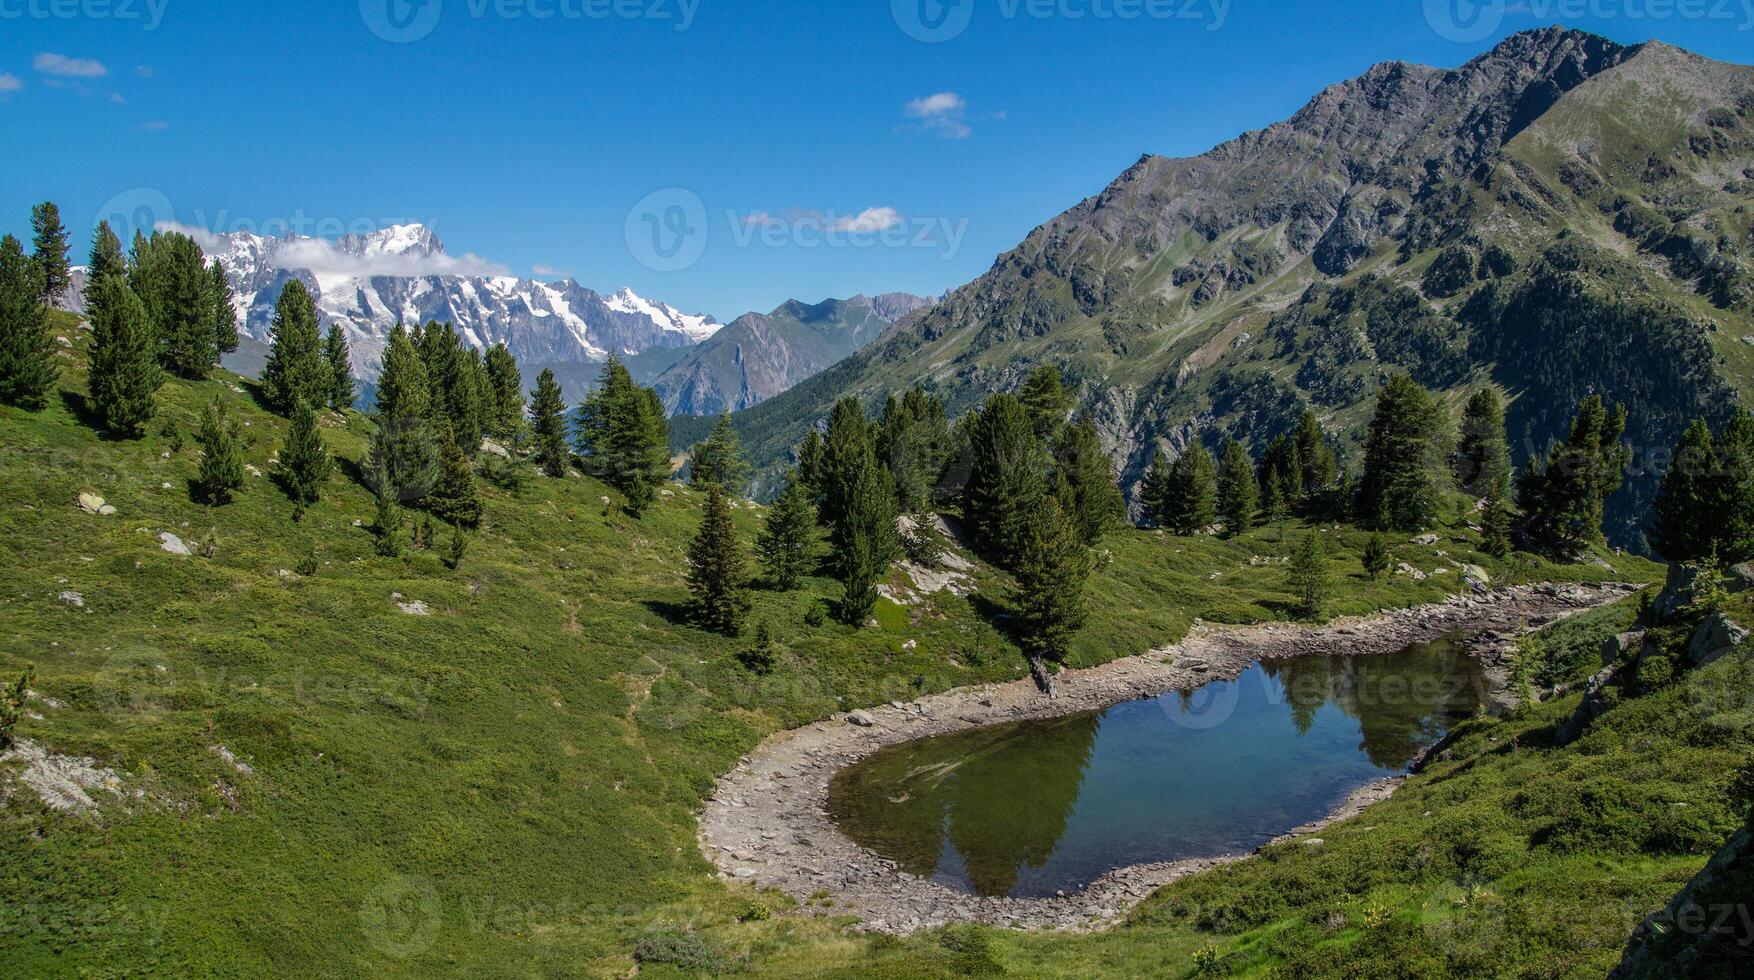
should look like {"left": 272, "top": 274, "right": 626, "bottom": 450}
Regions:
{"left": 1028, "top": 655, "right": 1056, "bottom": 698}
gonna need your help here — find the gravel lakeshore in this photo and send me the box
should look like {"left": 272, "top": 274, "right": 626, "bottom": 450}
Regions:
{"left": 698, "top": 581, "right": 1643, "bottom": 934}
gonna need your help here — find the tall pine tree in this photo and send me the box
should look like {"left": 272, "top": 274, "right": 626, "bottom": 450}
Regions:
{"left": 691, "top": 413, "right": 752, "bottom": 494}
{"left": 278, "top": 400, "right": 334, "bottom": 517}
{"left": 577, "top": 358, "right": 669, "bottom": 514}
{"left": 1217, "top": 437, "right": 1258, "bottom": 536}
{"left": 1519, "top": 395, "right": 1629, "bottom": 555}
{"left": 426, "top": 424, "right": 483, "bottom": 528}
{"left": 757, "top": 468, "right": 816, "bottom": 590}
{"left": 194, "top": 398, "right": 245, "bottom": 505}
{"left": 1357, "top": 375, "right": 1447, "bottom": 532}
{"left": 88, "top": 221, "right": 125, "bottom": 282}
{"left": 483, "top": 343, "right": 524, "bottom": 440}
{"left": 1019, "top": 365, "right": 1072, "bottom": 442}
{"left": 1012, "top": 494, "right": 1093, "bottom": 664}
{"left": 687, "top": 483, "right": 748, "bottom": 635}
{"left": 1455, "top": 387, "right": 1511, "bottom": 497}
{"left": 1054, "top": 417, "right": 1126, "bottom": 546}
{"left": 0, "top": 235, "right": 56, "bottom": 409}
{"left": 371, "top": 325, "right": 440, "bottom": 501}
{"left": 261, "top": 280, "right": 328, "bottom": 415}
{"left": 961, "top": 393, "right": 1048, "bottom": 568}
{"left": 324, "top": 323, "right": 354, "bottom": 410}
{"left": 796, "top": 428, "right": 826, "bottom": 509}
{"left": 1651, "top": 418, "right": 1716, "bottom": 561}
{"left": 1292, "top": 410, "right": 1338, "bottom": 507}
{"left": 209, "top": 263, "right": 239, "bottom": 357}
{"left": 1161, "top": 445, "right": 1219, "bottom": 535}
{"left": 837, "top": 451, "right": 901, "bottom": 625}
{"left": 529, "top": 368, "right": 569, "bottom": 477}
{"left": 86, "top": 275, "right": 161, "bottom": 437}
{"left": 30, "top": 202, "right": 70, "bottom": 306}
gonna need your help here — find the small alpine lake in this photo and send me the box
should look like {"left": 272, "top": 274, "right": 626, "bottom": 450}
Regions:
{"left": 826, "top": 636, "right": 1490, "bottom": 899}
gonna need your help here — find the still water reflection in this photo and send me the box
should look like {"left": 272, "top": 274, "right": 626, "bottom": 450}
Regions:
{"left": 826, "top": 636, "right": 1487, "bottom": 898}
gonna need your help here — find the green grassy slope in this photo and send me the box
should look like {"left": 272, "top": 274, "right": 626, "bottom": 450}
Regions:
{"left": 1, "top": 311, "right": 1657, "bottom": 976}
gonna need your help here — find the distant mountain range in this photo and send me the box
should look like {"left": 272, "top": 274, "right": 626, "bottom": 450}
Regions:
{"left": 58, "top": 224, "right": 930, "bottom": 413}
{"left": 651, "top": 292, "right": 935, "bottom": 416}
{"left": 730, "top": 28, "right": 1754, "bottom": 545}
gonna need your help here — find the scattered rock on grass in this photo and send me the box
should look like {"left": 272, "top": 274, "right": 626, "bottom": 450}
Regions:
{"left": 158, "top": 532, "right": 192, "bottom": 556}
{"left": 56, "top": 591, "right": 84, "bottom": 608}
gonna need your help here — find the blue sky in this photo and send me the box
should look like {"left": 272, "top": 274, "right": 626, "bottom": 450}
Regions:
{"left": 1, "top": 0, "right": 1749, "bottom": 321}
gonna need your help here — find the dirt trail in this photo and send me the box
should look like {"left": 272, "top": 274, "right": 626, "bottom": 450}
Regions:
{"left": 698, "top": 581, "right": 1641, "bottom": 934}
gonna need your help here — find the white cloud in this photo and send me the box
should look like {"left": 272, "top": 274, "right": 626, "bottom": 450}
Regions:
{"left": 532, "top": 263, "right": 568, "bottom": 277}
{"left": 829, "top": 207, "right": 904, "bottom": 233}
{"left": 904, "top": 91, "right": 971, "bottom": 139}
{"left": 273, "top": 237, "right": 507, "bottom": 279}
{"left": 157, "top": 221, "right": 509, "bottom": 279}
{"left": 135, "top": 65, "right": 155, "bottom": 79}
{"left": 34, "top": 53, "right": 107, "bottom": 78}
{"left": 0, "top": 73, "right": 21, "bottom": 95}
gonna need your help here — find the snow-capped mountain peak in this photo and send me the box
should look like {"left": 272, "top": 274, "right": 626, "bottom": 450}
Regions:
{"left": 604, "top": 287, "right": 721, "bottom": 342}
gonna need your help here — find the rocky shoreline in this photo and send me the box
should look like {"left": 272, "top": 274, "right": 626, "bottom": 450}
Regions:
{"left": 698, "top": 582, "right": 1642, "bottom": 934}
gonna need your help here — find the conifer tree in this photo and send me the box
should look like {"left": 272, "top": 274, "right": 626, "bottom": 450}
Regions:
{"left": 1217, "top": 438, "right": 1258, "bottom": 536}
{"left": 1161, "top": 444, "right": 1219, "bottom": 535}
{"left": 426, "top": 424, "right": 483, "bottom": 528}
{"left": 819, "top": 397, "right": 877, "bottom": 536}
{"left": 372, "top": 463, "right": 406, "bottom": 558}
{"left": 87, "top": 275, "right": 161, "bottom": 437}
{"left": 877, "top": 388, "right": 951, "bottom": 514}
{"left": 483, "top": 343, "right": 524, "bottom": 440}
{"left": 691, "top": 413, "right": 752, "bottom": 494}
{"left": 444, "top": 522, "right": 468, "bottom": 571}
{"left": 1362, "top": 533, "right": 1392, "bottom": 580}
{"left": 757, "top": 468, "right": 816, "bottom": 590}
{"left": 261, "top": 281, "right": 328, "bottom": 414}
{"left": 1481, "top": 480, "right": 1515, "bottom": 559}
{"left": 1140, "top": 448, "right": 1173, "bottom": 528}
{"left": 88, "top": 221, "right": 125, "bottom": 282}
{"left": 1357, "top": 375, "right": 1447, "bottom": 532}
{"left": 962, "top": 393, "right": 1048, "bottom": 568}
{"left": 1012, "top": 494, "right": 1093, "bottom": 664}
{"left": 372, "top": 324, "right": 440, "bottom": 500}
{"left": 194, "top": 398, "right": 245, "bottom": 505}
{"left": 1293, "top": 410, "right": 1338, "bottom": 506}
{"left": 1287, "top": 532, "right": 1331, "bottom": 619}
{"left": 1709, "top": 412, "right": 1754, "bottom": 564}
{"left": 278, "top": 400, "right": 334, "bottom": 517}
{"left": 1518, "top": 395, "right": 1629, "bottom": 554}
{"left": 837, "top": 453, "right": 901, "bottom": 625}
{"left": 796, "top": 428, "right": 826, "bottom": 508}
{"left": 529, "top": 368, "right": 569, "bottom": 477}
{"left": 687, "top": 483, "right": 748, "bottom": 635}
{"left": 577, "top": 358, "right": 668, "bottom": 513}
{"left": 0, "top": 235, "right": 57, "bottom": 410}
{"left": 1019, "top": 365, "right": 1072, "bottom": 442}
{"left": 1054, "top": 417, "right": 1126, "bottom": 546}
{"left": 209, "top": 263, "right": 238, "bottom": 356}
{"left": 30, "top": 202, "right": 70, "bottom": 306}
{"left": 146, "top": 232, "right": 221, "bottom": 378}
{"left": 1652, "top": 418, "right": 1715, "bottom": 561}
{"left": 324, "top": 323, "right": 354, "bottom": 410}
{"left": 1258, "top": 435, "right": 1300, "bottom": 528}
{"left": 1455, "top": 388, "right": 1511, "bottom": 497}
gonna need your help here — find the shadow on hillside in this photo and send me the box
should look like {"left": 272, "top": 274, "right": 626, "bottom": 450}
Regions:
{"left": 58, "top": 390, "right": 109, "bottom": 436}
{"left": 969, "top": 593, "right": 1023, "bottom": 649}
{"left": 643, "top": 597, "right": 696, "bottom": 629}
